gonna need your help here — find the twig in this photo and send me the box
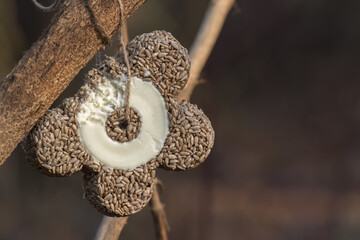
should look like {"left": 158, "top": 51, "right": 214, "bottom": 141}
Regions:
{"left": 95, "top": 216, "right": 129, "bottom": 240}
{"left": 178, "top": 0, "right": 235, "bottom": 101}
{"left": 147, "top": 1, "right": 235, "bottom": 239}
{"left": 0, "top": 0, "right": 147, "bottom": 164}
{"left": 123, "top": 21, "right": 129, "bottom": 45}
{"left": 150, "top": 178, "right": 170, "bottom": 240}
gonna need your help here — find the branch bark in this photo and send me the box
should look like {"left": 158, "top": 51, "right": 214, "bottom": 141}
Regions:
{"left": 0, "top": 0, "right": 147, "bottom": 164}
{"left": 95, "top": 216, "right": 129, "bottom": 240}
{"left": 178, "top": 0, "right": 235, "bottom": 101}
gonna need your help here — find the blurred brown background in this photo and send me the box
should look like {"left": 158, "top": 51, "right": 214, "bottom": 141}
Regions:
{"left": 1, "top": 0, "right": 360, "bottom": 239}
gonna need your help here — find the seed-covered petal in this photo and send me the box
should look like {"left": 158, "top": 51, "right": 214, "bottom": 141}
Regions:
{"left": 158, "top": 98, "right": 215, "bottom": 171}
{"left": 83, "top": 165, "right": 155, "bottom": 216}
{"left": 126, "top": 30, "right": 190, "bottom": 98}
{"left": 23, "top": 97, "right": 86, "bottom": 176}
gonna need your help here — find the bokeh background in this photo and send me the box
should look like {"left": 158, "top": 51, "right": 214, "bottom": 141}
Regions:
{"left": 1, "top": 0, "right": 360, "bottom": 239}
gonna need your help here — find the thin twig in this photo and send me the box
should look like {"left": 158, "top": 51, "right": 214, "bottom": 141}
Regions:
{"left": 148, "top": 1, "right": 235, "bottom": 238}
{"left": 150, "top": 178, "right": 170, "bottom": 240}
{"left": 123, "top": 21, "right": 129, "bottom": 45}
{"left": 95, "top": 216, "right": 129, "bottom": 240}
{"left": 178, "top": 0, "right": 235, "bottom": 101}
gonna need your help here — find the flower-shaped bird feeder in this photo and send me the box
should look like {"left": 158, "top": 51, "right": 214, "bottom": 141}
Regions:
{"left": 24, "top": 30, "right": 215, "bottom": 216}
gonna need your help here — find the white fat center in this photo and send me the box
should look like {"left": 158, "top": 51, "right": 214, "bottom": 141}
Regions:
{"left": 77, "top": 76, "right": 169, "bottom": 170}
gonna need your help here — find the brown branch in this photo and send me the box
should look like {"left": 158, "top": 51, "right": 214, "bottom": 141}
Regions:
{"left": 0, "top": 0, "right": 147, "bottom": 164}
{"left": 95, "top": 216, "right": 129, "bottom": 240}
{"left": 178, "top": 0, "right": 235, "bottom": 101}
{"left": 150, "top": 178, "right": 170, "bottom": 240}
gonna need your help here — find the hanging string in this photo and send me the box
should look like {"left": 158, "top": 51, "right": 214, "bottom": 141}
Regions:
{"left": 117, "top": 0, "right": 132, "bottom": 123}
{"left": 31, "top": 0, "right": 59, "bottom": 12}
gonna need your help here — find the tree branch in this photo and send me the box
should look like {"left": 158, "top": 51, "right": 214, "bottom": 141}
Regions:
{"left": 150, "top": 179, "right": 170, "bottom": 240}
{"left": 178, "top": 0, "right": 235, "bottom": 101}
{"left": 95, "top": 216, "right": 129, "bottom": 240}
{"left": 0, "top": 0, "right": 147, "bottom": 164}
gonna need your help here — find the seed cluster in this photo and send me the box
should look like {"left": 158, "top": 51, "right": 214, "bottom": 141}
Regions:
{"left": 84, "top": 160, "right": 157, "bottom": 216}
{"left": 126, "top": 30, "right": 190, "bottom": 100}
{"left": 105, "top": 107, "right": 141, "bottom": 143}
{"left": 23, "top": 30, "right": 215, "bottom": 217}
{"left": 24, "top": 97, "right": 89, "bottom": 176}
{"left": 157, "top": 99, "right": 215, "bottom": 170}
